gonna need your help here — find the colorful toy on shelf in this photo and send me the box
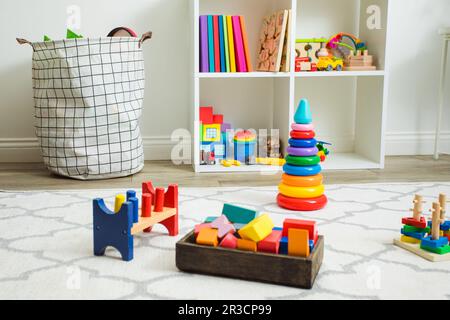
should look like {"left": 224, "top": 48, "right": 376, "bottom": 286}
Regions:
{"left": 234, "top": 130, "right": 257, "bottom": 164}
{"left": 256, "top": 157, "right": 286, "bottom": 166}
{"left": 294, "top": 38, "right": 327, "bottom": 72}
{"left": 394, "top": 193, "right": 450, "bottom": 262}
{"left": 176, "top": 203, "right": 323, "bottom": 288}
{"left": 200, "top": 106, "right": 227, "bottom": 165}
{"left": 316, "top": 141, "right": 331, "bottom": 162}
{"left": 277, "top": 99, "right": 328, "bottom": 211}
{"left": 93, "top": 181, "right": 179, "bottom": 261}
{"left": 326, "top": 33, "right": 376, "bottom": 71}
{"left": 317, "top": 56, "right": 344, "bottom": 71}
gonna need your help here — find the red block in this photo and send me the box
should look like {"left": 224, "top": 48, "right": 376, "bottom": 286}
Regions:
{"left": 282, "top": 219, "right": 317, "bottom": 241}
{"left": 154, "top": 188, "right": 165, "bottom": 212}
{"left": 402, "top": 217, "right": 427, "bottom": 229}
{"left": 200, "top": 106, "right": 213, "bottom": 124}
{"left": 257, "top": 229, "right": 282, "bottom": 254}
{"left": 219, "top": 233, "right": 238, "bottom": 249}
{"left": 213, "top": 114, "right": 224, "bottom": 124}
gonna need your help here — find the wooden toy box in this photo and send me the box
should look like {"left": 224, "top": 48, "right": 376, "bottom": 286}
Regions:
{"left": 176, "top": 231, "right": 324, "bottom": 289}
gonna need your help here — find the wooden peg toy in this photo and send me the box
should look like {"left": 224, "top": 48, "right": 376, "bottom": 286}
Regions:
{"left": 431, "top": 202, "right": 442, "bottom": 240}
{"left": 410, "top": 194, "right": 424, "bottom": 221}
{"left": 438, "top": 193, "right": 447, "bottom": 218}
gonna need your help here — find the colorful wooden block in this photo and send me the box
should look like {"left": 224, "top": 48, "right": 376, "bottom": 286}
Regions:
{"left": 279, "top": 236, "right": 288, "bottom": 255}
{"left": 200, "top": 106, "right": 213, "bottom": 124}
{"left": 211, "top": 215, "right": 236, "bottom": 238}
{"left": 205, "top": 216, "right": 220, "bottom": 223}
{"left": 222, "top": 203, "right": 257, "bottom": 224}
{"left": 421, "top": 236, "right": 449, "bottom": 248}
{"left": 403, "top": 225, "right": 430, "bottom": 233}
{"left": 428, "top": 220, "right": 450, "bottom": 231}
{"left": 202, "top": 124, "right": 221, "bottom": 142}
{"left": 194, "top": 223, "right": 212, "bottom": 236}
{"left": 238, "top": 213, "right": 274, "bottom": 242}
{"left": 288, "top": 229, "right": 310, "bottom": 258}
{"left": 196, "top": 228, "right": 219, "bottom": 247}
{"left": 309, "top": 240, "right": 314, "bottom": 252}
{"left": 219, "top": 233, "right": 238, "bottom": 249}
{"left": 233, "top": 223, "right": 247, "bottom": 230}
{"left": 237, "top": 239, "right": 257, "bottom": 252}
{"left": 402, "top": 217, "right": 427, "bottom": 229}
{"left": 282, "top": 219, "right": 317, "bottom": 241}
{"left": 213, "top": 114, "right": 224, "bottom": 124}
{"left": 400, "top": 235, "right": 421, "bottom": 244}
{"left": 401, "top": 229, "right": 427, "bottom": 240}
{"left": 420, "top": 244, "right": 450, "bottom": 255}
{"left": 114, "top": 194, "right": 126, "bottom": 213}
{"left": 257, "top": 228, "right": 282, "bottom": 254}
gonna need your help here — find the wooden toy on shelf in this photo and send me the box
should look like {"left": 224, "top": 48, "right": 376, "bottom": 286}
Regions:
{"left": 393, "top": 193, "right": 450, "bottom": 262}
{"left": 93, "top": 181, "right": 179, "bottom": 261}
{"left": 176, "top": 204, "right": 324, "bottom": 289}
{"left": 344, "top": 50, "right": 377, "bottom": 71}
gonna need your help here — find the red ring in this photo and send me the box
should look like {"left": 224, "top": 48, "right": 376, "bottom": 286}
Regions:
{"left": 290, "top": 130, "right": 316, "bottom": 139}
{"left": 277, "top": 193, "right": 327, "bottom": 211}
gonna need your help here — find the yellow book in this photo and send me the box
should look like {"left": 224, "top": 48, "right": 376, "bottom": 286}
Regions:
{"left": 226, "top": 16, "right": 237, "bottom": 72}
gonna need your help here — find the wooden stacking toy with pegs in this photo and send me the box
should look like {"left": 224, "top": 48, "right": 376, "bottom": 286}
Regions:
{"left": 394, "top": 193, "right": 450, "bottom": 262}
{"left": 93, "top": 181, "right": 179, "bottom": 261}
{"left": 277, "top": 99, "right": 327, "bottom": 211}
{"left": 176, "top": 203, "right": 324, "bottom": 289}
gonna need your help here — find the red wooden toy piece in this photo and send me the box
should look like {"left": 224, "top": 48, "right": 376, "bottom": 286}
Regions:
{"left": 257, "top": 228, "right": 282, "bottom": 254}
{"left": 154, "top": 188, "right": 165, "bottom": 212}
{"left": 283, "top": 219, "right": 317, "bottom": 244}
{"left": 402, "top": 217, "right": 427, "bottom": 229}
{"left": 219, "top": 233, "right": 238, "bottom": 249}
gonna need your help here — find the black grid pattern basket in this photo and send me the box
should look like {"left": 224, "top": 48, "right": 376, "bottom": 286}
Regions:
{"left": 30, "top": 37, "right": 145, "bottom": 180}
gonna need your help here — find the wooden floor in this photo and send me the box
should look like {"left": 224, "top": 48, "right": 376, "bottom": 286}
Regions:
{"left": 0, "top": 155, "right": 449, "bottom": 191}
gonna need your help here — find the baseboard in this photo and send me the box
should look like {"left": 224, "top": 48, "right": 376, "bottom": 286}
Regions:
{"left": 0, "top": 132, "right": 449, "bottom": 162}
{"left": 385, "top": 131, "right": 450, "bottom": 156}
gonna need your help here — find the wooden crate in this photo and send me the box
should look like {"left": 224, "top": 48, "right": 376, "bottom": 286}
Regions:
{"left": 176, "top": 231, "right": 324, "bottom": 289}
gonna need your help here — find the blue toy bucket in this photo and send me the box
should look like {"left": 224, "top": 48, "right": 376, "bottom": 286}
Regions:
{"left": 234, "top": 140, "right": 256, "bottom": 162}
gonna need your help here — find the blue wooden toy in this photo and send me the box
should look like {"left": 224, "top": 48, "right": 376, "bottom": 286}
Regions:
{"left": 279, "top": 236, "right": 288, "bottom": 255}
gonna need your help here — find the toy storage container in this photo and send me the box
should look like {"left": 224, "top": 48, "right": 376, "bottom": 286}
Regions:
{"left": 18, "top": 33, "right": 151, "bottom": 180}
{"left": 233, "top": 130, "right": 256, "bottom": 163}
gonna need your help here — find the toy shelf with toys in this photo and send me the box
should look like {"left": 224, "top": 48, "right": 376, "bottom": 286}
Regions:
{"left": 191, "top": 0, "right": 390, "bottom": 172}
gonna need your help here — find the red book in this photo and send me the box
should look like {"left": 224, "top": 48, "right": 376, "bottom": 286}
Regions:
{"left": 213, "top": 15, "right": 221, "bottom": 72}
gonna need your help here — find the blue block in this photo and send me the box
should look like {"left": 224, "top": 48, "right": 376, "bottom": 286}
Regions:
{"left": 129, "top": 197, "right": 139, "bottom": 223}
{"left": 309, "top": 239, "right": 314, "bottom": 252}
{"left": 421, "top": 236, "right": 449, "bottom": 248}
{"left": 288, "top": 138, "right": 317, "bottom": 148}
{"left": 283, "top": 163, "right": 322, "bottom": 176}
{"left": 93, "top": 198, "right": 134, "bottom": 261}
{"left": 401, "top": 228, "right": 426, "bottom": 240}
{"left": 427, "top": 220, "right": 450, "bottom": 231}
{"left": 273, "top": 227, "right": 283, "bottom": 231}
{"left": 126, "top": 190, "right": 136, "bottom": 201}
{"left": 279, "top": 236, "right": 288, "bottom": 255}
{"left": 205, "top": 216, "right": 220, "bottom": 223}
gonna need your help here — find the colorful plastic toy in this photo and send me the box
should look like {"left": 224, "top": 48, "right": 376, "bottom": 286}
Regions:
{"left": 277, "top": 99, "right": 328, "bottom": 211}
{"left": 394, "top": 193, "right": 450, "bottom": 262}
{"left": 317, "top": 56, "right": 344, "bottom": 71}
{"left": 93, "top": 181, "right": 179, "bottom": 261}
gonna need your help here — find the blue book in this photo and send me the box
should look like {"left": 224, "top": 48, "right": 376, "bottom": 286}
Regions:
{"left": 207, "top": 15, "right": 215, "bottom": 72}
{"left": 218, "top": 15, "right": 226, "bottom": 72}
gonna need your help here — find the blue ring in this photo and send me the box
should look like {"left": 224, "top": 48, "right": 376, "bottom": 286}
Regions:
{"left": 283, "top": 164, "right": 322, "bottom": 176}
{"left": 288, "top": 138, "right": 317, "bottom": 148}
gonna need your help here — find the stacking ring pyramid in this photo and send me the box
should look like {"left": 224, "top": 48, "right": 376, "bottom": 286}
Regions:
{"left": 277, "top": 99, "right": 328, "bottom": 211}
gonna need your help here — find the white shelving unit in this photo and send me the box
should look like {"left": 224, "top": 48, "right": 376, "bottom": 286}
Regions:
{"left": 191, "top": 0, "right": 391, "bottom": 173}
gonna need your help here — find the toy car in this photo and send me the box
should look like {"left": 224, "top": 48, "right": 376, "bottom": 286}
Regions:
{"left": 317, "top": 56, "right": 344, "bottom": 71}
{"left": 295, "top": 57, "right": 318, "bottom": 72}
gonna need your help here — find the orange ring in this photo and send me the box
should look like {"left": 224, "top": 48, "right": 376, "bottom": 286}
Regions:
{"left": 281, "top": 173, "right": 323, "bottom": 187}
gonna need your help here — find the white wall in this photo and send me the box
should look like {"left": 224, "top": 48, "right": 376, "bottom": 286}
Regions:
{"left": 0, "top": 0, "right": 448, "bottom": 162}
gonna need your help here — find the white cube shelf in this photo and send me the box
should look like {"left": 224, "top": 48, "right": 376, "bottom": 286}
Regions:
{"left": 191, "top": 0, "right": 390, "bottom": 173}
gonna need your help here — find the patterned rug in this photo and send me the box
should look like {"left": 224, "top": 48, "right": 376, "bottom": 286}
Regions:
{"left": 1, "top": 182, "right": 450, "bottom": 300}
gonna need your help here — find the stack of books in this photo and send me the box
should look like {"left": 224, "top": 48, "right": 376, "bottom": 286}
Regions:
{"left": 199, "top": 15, "right": 253, "bottom": 73}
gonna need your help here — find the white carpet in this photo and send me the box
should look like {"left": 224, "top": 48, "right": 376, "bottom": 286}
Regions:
{"left": 1, "top": 182, "right": 450, "bottom": 300}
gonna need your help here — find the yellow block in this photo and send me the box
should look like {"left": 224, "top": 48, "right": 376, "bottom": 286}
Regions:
{"left": 114, "top": 194, "right": 126, "bottom": 213}
{"left": 237, "top": 239, "right": 257, "bottom": 252}
{"left": 238, "top": 213, "right": 274, "bottom": 242}
{"left": 400, "top": 235, "right": 420, "bottom": 244}
{"left": 196, "top": 228, "right": 219, "bottom": 247}
{"left": 288, "top": 229, "right": 310, "bottom": 257}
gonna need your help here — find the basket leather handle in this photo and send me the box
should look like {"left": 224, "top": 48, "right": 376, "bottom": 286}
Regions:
{"left": 139, "top": 31, "right": 152, "bottom": 48}
{"left": 16, "top": 38, "right": 32, "bottom": 46}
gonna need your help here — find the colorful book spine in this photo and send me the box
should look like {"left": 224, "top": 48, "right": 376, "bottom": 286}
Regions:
{"left": 207, "top": 15, "right": 215, "bottom": 72}
{"left": 213, "top": 15, "right": 221, "bottom": 72}
{"left": 239, "top": 16, "right": 253, "bottom": 72}
{"left": 232, "top": 16, "right": 247, "bottom": 72}
{"left": 226, "top": 16, "right": 236, "bottom": 72}
{"left": 199, "top": 15, "right": 209, "bottom": 73}
{"left": 222, "top": 16, "right": 230, "bottom": 72}
{"left": 218, "top": 15, "right": 226, "bottom": 72}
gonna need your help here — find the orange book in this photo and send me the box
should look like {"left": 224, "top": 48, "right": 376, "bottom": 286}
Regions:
{"left": 239, "top": 16, "right": 253, "bottom": 72}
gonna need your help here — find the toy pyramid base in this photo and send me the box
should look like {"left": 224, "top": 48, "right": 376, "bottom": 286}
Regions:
{"left": 393, "top": 238, "right": 450, "bottom": 262}
{"left": 277, "top": 193, "right": 327, "bottom": 211}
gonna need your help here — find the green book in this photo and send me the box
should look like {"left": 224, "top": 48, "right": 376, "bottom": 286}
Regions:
{"left": 222, "top": 15, "right": 230, "bottom": 72}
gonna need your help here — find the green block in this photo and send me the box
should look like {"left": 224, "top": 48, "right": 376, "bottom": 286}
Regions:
{"left": 403, "top": 225, "right": 430, "bottom": 233}
{"left": 43, "top": 35, "right": 52, "bottom": 42}
{"left": 67, "top": 29, "right": 83, "bottom": 39}
{"left": 420, "top": 244, "right": 450, "bottom": 255}
{"left": 222, "top": 203, "right": 257, "bottom": 224}
{"left": 204, "top": 216, "right": 220, "bottom": 223}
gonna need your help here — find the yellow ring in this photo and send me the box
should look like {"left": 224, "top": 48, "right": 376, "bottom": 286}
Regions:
{"left": 278, "top": 183, "right": 325, "bottom": 199}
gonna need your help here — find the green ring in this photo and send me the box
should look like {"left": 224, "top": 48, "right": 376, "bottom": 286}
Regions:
{"left": 285, "top": 155, "right": 320, "bottom": 166}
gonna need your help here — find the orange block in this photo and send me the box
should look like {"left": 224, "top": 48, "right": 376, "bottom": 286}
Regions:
{"left": 237, "top": 238, "right": 257, "bottom": 252}
{"left": 196, "top": 228, "right": 218, "bottom": 247}
{"left": 288, "top": 228, "right": 309, "bottom": 257}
